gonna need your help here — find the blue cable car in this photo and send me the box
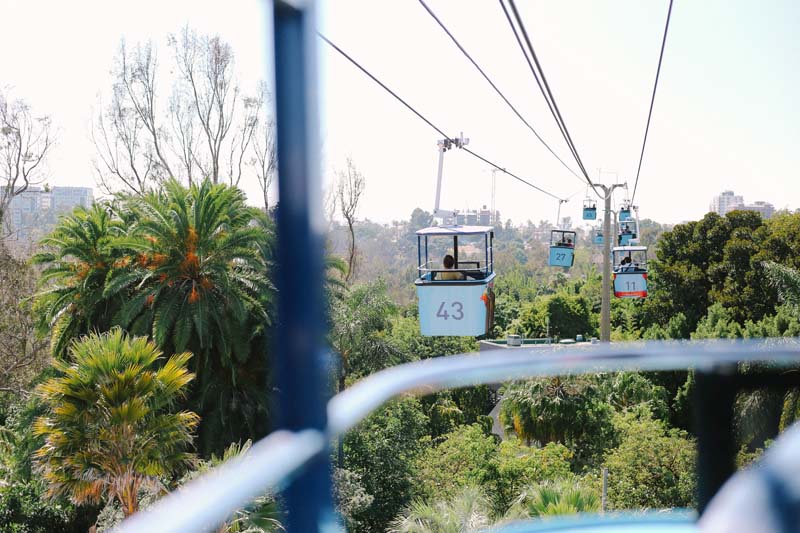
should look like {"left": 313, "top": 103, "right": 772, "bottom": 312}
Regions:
{"left": 549, "top": 229, "right": 576, "bottom": 267}
{"left": 619, "top": 205, "right": 632, "bottom": 221}
{"left": 593, "top": 229, "right": 604, "bottom": 245}
{"left": 617, "top": 219, "right": 639, "bottom": 246}
{"left": 582, "top": 199, "right": 597, "bottom": 220}
{"left": 612, "top": 246, "right": 648, "bottom": 298}
{"left": 415, "top": 225, "right": 495, "bottom": 336}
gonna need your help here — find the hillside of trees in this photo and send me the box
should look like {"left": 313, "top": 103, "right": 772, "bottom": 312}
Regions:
{"left": 2, "top": 178, "right": 800, "bottom": 531}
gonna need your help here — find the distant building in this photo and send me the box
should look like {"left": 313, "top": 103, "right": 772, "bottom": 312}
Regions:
{"left": 710, "top": 190, "right": 744, "bottom": 216}
{"left": 709, "top": 190, "right": 775, "bottom": 219}
{"left": 7, "top": 185, "right": 94, "bottom": 246}
{"left": 741, "top": 201, "right": 775, "bottom": 220}
{"left": 445, "top": 205, "right": 499, "bottom": 227}
{"left": 479, "top": 205, "right": 492, "bottom": 226}
{"left": 51, "top": 186, "right": 93, "bottom": 211}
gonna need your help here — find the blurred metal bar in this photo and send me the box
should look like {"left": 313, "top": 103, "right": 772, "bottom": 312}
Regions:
{"left": 695, "top": 370, "right": 737, "bottom": 514}
{"left": 118, "top": 430, "right": 326, "bottom": 533}
{"left": 272, "top": 1, "right": 334, "bottom": 531}
{"left": 327, "top": 339, "right": 800, "bottom": 437}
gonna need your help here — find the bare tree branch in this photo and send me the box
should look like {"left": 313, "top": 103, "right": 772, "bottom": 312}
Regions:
{"left": 250, "top": 84, "right": 277, "bottom": 211}
{"left": 95, "top": 31, "right": 276, "bottom": 195}
{"left": 0, "top": 88, "right": 54, "bottom": 237}
{"left": 337, "top": 158, "right": 365, "bottom": 283}
{"left": 171, "top": 28, "right": 238, "bottom": 184}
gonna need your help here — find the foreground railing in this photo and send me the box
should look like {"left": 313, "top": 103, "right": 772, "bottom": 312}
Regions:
{"left": 118, "top": 338, "right": 800, "bottom": 532}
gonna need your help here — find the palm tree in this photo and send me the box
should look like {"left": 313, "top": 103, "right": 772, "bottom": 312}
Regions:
{"left": 32, "top": 204, "right": 126, "bottom": 357}
{"left": 104, "top": 179, "right": 273, "bottom": 454}
{"left": 107, "top": 180, "right": 270, "bottom": 360}
{"left": 506, "top": 479, "right": 599, "bottom": 519}
{"left": 388, "top": 486, "right": 491, "bottom": 533}
{"left": 33, "top": 329, "right": 198, "bottom": 517}
{"left": 499, "top": 378, "right": 580, "bottom": 446}
{"left": 763, "top": 261, "right": 800, "bottom": 308}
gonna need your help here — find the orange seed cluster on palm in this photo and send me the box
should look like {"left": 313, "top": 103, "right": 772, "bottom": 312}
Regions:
{"left": 188, "top": 285, "right": 200, "bottom": 304}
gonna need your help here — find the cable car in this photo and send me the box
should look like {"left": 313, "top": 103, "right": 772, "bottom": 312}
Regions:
{"left": 593, "top": 229, "right": 604, "bottom": 245}
{"left": 549, "top": 229, "right": 576, "bottom": 267}
{"left": 582, "top": 198, "right": 597, "bottom": 220}
{"left": 619, "top": 204, "right": 632, "bottom": 222}
{"left": 415, "top": 225, "right": 495, "bottom": 336}
{"left": 612, "top": 246, "right": 648, "bottom": 298}
{"left": 617, "top": 219, "right": 639, "bottom": 246}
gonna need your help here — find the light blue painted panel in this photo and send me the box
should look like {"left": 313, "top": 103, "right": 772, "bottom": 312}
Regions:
{"left": 549, "top": 246, "right": 574, "bottom": 267}
{"left": 583, "top": 207, "right": 597, "bottom": 220}
{"left": 619, "top": 233, "right": 636, "bottom": 245}
{"left": 418, "top": 279, "right": 493, "bottom": 336}
{"left": 619, "top": 209, "right": 632, "bottom": 221}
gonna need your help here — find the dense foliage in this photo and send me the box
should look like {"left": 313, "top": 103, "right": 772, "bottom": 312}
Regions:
{"left": 32, "top": 180, "right": 275, "bottom": 455}
{"left": 7, "top": 198, "right": 800, "bottom": 531}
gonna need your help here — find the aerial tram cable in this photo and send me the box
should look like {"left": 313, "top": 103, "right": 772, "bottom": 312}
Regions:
{"left": 502, "top": 0, "right": 593, "bottom": 188}
{"left": 630, "top": 0, "right": 675, "bottom": 204}
{"left": 318, "top": 33, "right": 567, "bottom": 202}
{"left": 416, "top": 0, "right": 584, "bottom": 186}
{"left": 499, "top": 0, "right": 600, "bottom": 198}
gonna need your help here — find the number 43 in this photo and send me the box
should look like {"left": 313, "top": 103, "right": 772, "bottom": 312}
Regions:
{"left": 437, "top": 301, "right": 464, "bottom": 320}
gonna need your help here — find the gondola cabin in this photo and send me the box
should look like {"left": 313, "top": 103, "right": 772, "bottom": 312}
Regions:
{"left": 549, "top": 229, "right": 576, "bottom": 267}
{"left": 617, "top": 219, "right": 639, "bottom": 246}
{"left": 619, "top": 206, "right": 632, "bottom": 221}
{"left": 593, "top": 230, "right": 604, "bottom": 245}
{"left": 415, "top": 226, "right": 495, "bottom": 336}
{"left": 612, "top": 246, "right": 648, "bottom": 298}
{"left": 582, "top": 199, "right": 597, "bottom": 220}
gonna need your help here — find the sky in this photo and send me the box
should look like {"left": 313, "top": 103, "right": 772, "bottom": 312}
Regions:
{"left": 1, "top": 0, "right": 799, "bottom": 227}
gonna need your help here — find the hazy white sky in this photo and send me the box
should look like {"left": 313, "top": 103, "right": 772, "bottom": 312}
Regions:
{"left": 1, "top": 0, "right": 799, "bottom": 226}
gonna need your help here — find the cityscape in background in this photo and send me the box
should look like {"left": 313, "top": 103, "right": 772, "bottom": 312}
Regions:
{"left": 5, "top": 185, "right": 94, "bottom": 254}
{"left": 2, "top": 186, "right": 789, "bottom": 255}
{"left": 710, "top": 190, "right": 776, "bottom": 219}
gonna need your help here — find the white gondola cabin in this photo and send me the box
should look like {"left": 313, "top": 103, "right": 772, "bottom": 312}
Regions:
{"left": 612, "top": 246, "right": 648, "bottom": 298}
{"left": 415, "top": 226, "right": 495, "bottom": 336}
{"left": 549, "top": 230, "right": 576, "bottom": 267}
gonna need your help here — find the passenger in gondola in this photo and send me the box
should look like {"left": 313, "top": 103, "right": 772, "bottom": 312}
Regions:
{"left": 438, "top": 254, "right": 465, "bottom": 281}
{"left": 566, "top": 238, "right": 573, "bottom": 247}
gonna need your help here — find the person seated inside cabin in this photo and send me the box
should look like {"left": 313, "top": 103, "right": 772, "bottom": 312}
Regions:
{"left": 619, "top": 256, "right": 632, "bottom": 270}
{"left": 566, "top": 238, "right": 574, "bottom": 248}
{"left": 438, "top": 254, "right": 465, "bottom": 281}
{"left": 622, "top": 224, "right": 632, "bottom": 235}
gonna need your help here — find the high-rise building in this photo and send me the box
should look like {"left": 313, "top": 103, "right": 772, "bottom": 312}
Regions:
{"left": 710, "top": 190, "right": 743, "bottom": 216}
{"left": 6, "top": 185, "right": 94, "bottom": 246}
{"left": 741, "top": 201, "right": 775, "bottom": 220}
{"left": 710, "top": 190, "right": 775, "bottom": 219}
{"left": 51, "top": 186, "right": 93, "bottom": 211}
